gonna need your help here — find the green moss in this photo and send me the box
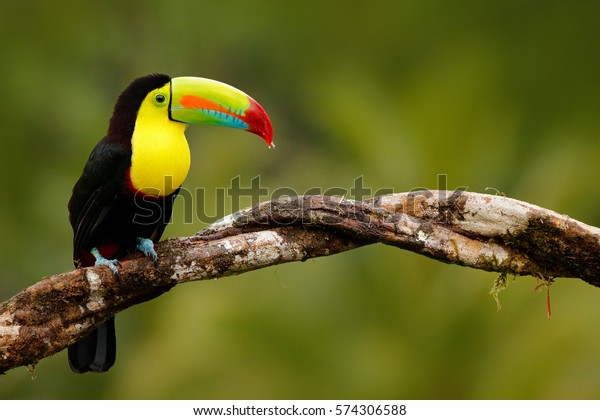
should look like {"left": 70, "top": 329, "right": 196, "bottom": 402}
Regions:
{"left": 489, "top": 271, "right": 509, "bottom": 311}
{"left": 484, "top": 187, "right": 506, "bottom": 197}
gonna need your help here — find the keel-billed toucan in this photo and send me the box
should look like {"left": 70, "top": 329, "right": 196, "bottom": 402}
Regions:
{"left": 68, "top": 74, "right": 273, "bottom": 373}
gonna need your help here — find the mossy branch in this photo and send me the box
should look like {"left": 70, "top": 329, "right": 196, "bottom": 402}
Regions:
{"left": 2, "top": 191, "right": 600, "bottom": 373}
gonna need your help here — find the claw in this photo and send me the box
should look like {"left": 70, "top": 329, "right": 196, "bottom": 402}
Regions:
{"left": 91, "top": 247, "right": 122, "bottom": 275}
{"left": 136, "top": 237, "right": 158, "bottom": 266}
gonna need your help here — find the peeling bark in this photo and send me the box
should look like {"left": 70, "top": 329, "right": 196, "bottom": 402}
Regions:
{"left": 2, "top": 191, "right": 600, "bottom": 373}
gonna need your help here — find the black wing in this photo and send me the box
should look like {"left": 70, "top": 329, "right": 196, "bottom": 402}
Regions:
{"left": 69, "top": 138, "right": 130, "bottom": 264}
{"left": 148, "top": 187, "right": 179, "bottom": 243}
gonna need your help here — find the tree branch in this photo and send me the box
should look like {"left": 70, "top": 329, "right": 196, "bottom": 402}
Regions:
{"left": 2, "top": 191, "right": 600, "bottom": 373}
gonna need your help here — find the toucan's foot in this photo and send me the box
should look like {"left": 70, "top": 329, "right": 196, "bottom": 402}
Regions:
{"left": 91, "top": 247, "right": 122, "bottom": 275}
{"left": 136, "top": 237, "right": 158, "bottom": 266}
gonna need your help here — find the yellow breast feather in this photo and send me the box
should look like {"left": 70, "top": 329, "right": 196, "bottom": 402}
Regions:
{"left": 130, "top": 97, "right": 190, "bottom": 197}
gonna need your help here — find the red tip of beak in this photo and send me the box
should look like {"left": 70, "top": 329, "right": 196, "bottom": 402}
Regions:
{"left": 245, "top": 97, "right": 274, "bottom": 147}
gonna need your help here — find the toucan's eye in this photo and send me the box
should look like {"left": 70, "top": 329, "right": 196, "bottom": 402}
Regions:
{"left": 154, "top": 93, "right": 167, "bottom": 106}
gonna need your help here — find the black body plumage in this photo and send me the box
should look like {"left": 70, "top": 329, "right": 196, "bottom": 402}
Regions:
{"left": 68, "top": 74, "right": 176, "bottom": 373}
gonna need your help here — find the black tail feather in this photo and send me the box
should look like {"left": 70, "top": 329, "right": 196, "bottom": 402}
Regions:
{"left": 68, "top": 317, "right": 116, "bottom": 373}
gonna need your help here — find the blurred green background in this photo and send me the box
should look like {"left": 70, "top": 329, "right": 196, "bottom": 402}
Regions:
{"left": 1, "top": 0, "right": 599, "bottom": 399}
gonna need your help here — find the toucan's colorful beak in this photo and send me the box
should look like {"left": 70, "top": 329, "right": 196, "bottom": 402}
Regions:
{"left": 169, "top": 77, "right": 273, "bottom": 147}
